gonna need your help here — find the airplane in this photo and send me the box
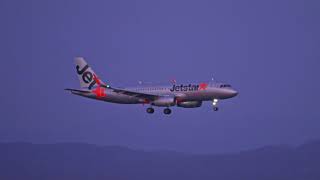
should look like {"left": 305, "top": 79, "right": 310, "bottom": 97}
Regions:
{"left": 65, "top": 57, "right": 238, "bottom": 115}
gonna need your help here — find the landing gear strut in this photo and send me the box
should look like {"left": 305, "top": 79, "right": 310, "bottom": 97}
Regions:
{"left": 146, "top": 107, "right": 155, "bottom": 114}
{"left": 163, "top": 108, "right": 172, "bottom": 115}
{"left": 212, "top": 99, "right": 219, "bottom": 111}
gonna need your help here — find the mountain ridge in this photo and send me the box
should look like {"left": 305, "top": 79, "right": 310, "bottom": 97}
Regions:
{"left": 0, "top": 140, "right": 319, "bottom": 180}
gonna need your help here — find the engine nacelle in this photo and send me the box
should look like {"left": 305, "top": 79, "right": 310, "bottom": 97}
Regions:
{"left": 152, "top": 97, "right": 175, "bottom": 107}
{"left": 177, "top": 101, "right": 202, "bottom": 108}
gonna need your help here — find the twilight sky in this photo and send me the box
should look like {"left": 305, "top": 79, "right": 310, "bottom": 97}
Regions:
{"left": 0, "top": 0, "right": 320, "bottom": 153}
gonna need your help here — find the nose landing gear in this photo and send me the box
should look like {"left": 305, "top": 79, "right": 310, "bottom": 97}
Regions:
{"left": 212, "top": 99, "right": 219, "bottom": 111}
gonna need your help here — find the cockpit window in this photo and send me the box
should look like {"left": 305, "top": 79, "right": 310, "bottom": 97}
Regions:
{"left": 220, "top": 84, "right": 231, "bottom": 88}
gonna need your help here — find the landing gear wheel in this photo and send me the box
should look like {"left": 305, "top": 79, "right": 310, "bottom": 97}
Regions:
{"left": 146, "top": 107, "right": 155, "bottom": 114}
{"left": 163, "top": 108, "right": 172, "bottom": 115}
{"left": 212, "top": 99, "right": 219, "bottom": 111}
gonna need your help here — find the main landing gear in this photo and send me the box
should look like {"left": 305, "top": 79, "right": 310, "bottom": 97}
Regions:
{"left": 146, "top": 107, "right": 154, "bottom": 114}
{"left": 146, "top": 107, "right": 172, "bottom": 115}
{"left": 212, "top": 99, "right": 219, "bottom": 111}
{"left": 163, "top": 108, "right": 172, "bottom": 115}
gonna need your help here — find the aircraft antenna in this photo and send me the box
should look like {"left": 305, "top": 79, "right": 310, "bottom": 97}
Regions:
{"left": 211, "top": 76, "right": 216, "bottom": 84}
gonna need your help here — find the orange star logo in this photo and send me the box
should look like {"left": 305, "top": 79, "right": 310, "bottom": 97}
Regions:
{"left": 92, "top": 86, "right": 106, "bottom": 98}
{"left": 199, "top": 83, "right": 208, "bottom": 90}
{"left": 93, "top": 74, "right": 102, "bottom": 85}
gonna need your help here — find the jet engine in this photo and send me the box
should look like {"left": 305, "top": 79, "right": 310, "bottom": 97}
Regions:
{"left": 152, "top": 97, "right": 175, "bottom": 107}
{"left": 177, "top": 101, "right": 202, "bottom": 108}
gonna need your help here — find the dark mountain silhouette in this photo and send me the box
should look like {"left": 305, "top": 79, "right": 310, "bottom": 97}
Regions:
{"left": 0, "top": 141, "right": 319, "bottom": 180}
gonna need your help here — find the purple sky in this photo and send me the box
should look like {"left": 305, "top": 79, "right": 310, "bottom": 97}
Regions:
{"left": 1, "top": 0, "right": 320, "bottom": 153}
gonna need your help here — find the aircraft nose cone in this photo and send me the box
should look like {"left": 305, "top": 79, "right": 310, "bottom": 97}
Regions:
{"left": 228, "top": 89, "right": 238, "bottom": 97}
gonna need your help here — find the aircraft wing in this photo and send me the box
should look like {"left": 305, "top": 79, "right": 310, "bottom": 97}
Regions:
{"left": 110, "top": 87, "right": 159, "bottom": 101}
{"left": 64, "top": 88, "right": 91, "bottom": 94}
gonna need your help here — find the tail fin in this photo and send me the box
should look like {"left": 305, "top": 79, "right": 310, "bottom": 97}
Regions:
{"left": 74, "top": 57, "right": 106, "bottom": 90}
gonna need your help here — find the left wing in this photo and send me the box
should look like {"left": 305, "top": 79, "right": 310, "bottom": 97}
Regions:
{"left": 64, "top": 88, "right": 91, "bottom": 94}
{"left": 108, "top": 86, "right": 159, "bottom": 101}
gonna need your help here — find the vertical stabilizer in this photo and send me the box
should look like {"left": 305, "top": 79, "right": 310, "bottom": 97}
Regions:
{"left": 74, "top": 57, "right": 105, "bottom": 89}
